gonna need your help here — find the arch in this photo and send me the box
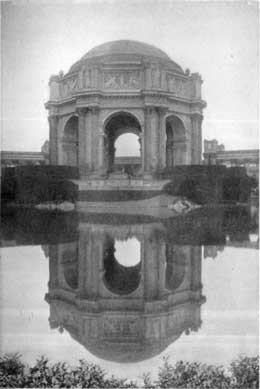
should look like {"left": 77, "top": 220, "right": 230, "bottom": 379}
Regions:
{"left": 165, "top": 114, "right": 186, "bottom": 168}
{"left": 103, "top": 111, "right": 142, "bottom": 174}
{"left": 103, "top": 110, "right": 143, "bottom": 129}
{"left": 103, "top": 237, "right": 141, "bottom": 295}
{"left": 61, "top": 247, "right": 79, "bottom": 290}
{"left": 165, "top": 245, "right": 186, "bottom": 291}
{"left": 62, "top": 115, "right": 79, "bottom": 166}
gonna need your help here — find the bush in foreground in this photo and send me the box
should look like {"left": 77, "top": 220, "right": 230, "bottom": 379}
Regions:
{"left": 0, "top": 354, "right": 258, "bottom": 388}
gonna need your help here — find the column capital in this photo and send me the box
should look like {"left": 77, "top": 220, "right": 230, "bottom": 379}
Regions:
{"left": 191, "top": 112, "right": 203, "bottom": 120}
{"left": 76, "top": 107, "right": 88, "bottom": 116}
{"left": 89, "top": 105, "right": 100, "bottom": 114}
{"left": 144, "top": 105, "right": 154, "bottom": 114}
{"left": 48, "top": 114, "right": 59, "bottom": 125}
{"left": 156, "top": 106, "right": 168, "bottom": 116}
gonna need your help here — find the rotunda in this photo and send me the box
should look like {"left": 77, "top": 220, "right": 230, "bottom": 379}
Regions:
{"left": 46, "top": 40, "right": 206, "bottom": 178}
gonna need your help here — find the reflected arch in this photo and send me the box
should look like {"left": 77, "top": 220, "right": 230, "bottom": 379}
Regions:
{"left": 103, "top": 237, "right": 141, "bottom": 295}
{"left": 165, "top": 115, "right": 186, "bottom": 168}
{"left": 165, "top": 245, "right": 186, "bottom": 291}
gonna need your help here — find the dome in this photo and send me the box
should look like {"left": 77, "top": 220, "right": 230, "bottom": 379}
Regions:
{"left": 84, "top": 40, "right": 171, "bottom": 61}
{"left": 70, "top": 327, "right": 183, "bottom": 363}
{"left": 69, "top": 40, "right": 183, "bottom": 73}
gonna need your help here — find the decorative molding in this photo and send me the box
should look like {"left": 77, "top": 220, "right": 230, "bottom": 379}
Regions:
{"left": 103, "top": 71, "right": 141, "bottom": 89}
{"left": 167, "top": 73, "right": 188, "bottom": 97}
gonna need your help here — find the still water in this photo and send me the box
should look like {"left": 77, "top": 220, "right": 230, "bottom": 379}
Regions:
{"left": 0, "top": 206, "right": 258, "bottom": 380}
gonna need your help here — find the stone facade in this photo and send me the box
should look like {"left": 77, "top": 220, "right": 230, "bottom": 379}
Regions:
{"left": 45, "top": 220, "right": 205, "bottom": 362}
{"left": 203, "top": 139, "right": 259, "bottom": 179}
{"left": 45, "top": 40, "right": 206, "bottom": 178}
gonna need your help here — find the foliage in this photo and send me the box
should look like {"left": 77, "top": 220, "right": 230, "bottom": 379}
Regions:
{"left": 0, "top": 354, "right": 258, "bottom": 388}
{"left": 229, "top": 355, "right": 259, "bottom": 388}
{"left": 1, "top": 166, "right": 78, "bottom": 204}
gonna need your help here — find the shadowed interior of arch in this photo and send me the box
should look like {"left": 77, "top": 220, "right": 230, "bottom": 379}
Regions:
{"left": 63, "top": 116, "right": 79, "bottom": 166}
{"left": 103, "top": 237, "right": 141, "bottom": 295}
{"left": 104, "top": 112, "right": 142, "bottom": 174}
{"left": 166, "top": 115, "right": 186, "bottom": 168}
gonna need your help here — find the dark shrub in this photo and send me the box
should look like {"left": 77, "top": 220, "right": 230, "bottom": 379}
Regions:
{"left": 229, "top": 356, "right": 259, "bottom": 388}
{"left": 0, "top": 354, "right": 258, "bottom": 388}
{"left": 1, "top": 166, "right": 78, "bottom": 205}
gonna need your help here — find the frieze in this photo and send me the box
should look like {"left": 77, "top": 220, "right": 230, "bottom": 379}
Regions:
{"left": 103, "top": 71, "right": 140, "bottom": 89}
{"left": 60, "top": 76, "right": 79, "bottom": 97}
{"left": 103, "top": 317, "right": 138, "bottom": 337}
{"left": 167, "top": 74, "right": 188, "bottom": 97}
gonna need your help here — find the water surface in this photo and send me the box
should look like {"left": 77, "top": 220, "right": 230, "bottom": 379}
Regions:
{"left": 0, "top": 206, "right": 258, "bottom": 380}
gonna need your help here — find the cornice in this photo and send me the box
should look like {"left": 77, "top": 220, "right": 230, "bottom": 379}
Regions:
{"left": 45, "top": 90, "right": 206, "bottom": 111}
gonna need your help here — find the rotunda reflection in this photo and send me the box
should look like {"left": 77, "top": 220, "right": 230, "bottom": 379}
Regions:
{"left": 45, "top": 220, "right": 205, "bottom": 363}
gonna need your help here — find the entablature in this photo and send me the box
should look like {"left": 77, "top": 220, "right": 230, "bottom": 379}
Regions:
{"left": 47, "top": 62, "right": 204, "bottom": 106}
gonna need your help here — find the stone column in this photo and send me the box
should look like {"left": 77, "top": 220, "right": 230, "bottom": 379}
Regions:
{"left": 190, "top": 246, "right": 202, "bottom": 291}
{"left": 143, "top": 107, "right": 151, "bottom": 175}
{"left": 157, "top": 240, "right": 166, "bottom": 297}
{"left": 77, "top": 108, "right": 88, "bottom": 176}
{"left": 143, "top": 236, "right": 160, "bottom": 300}
{"left": 48, "top": 115, "right": 59, "bottom": 165}
{"left": 98, "top": 130, "right": 106, "bottom": 174}
{"left": 143, "top": 106, "right": 159, "bottom": 176}
{"left": 48, "top": 245, "right": 59, "bottom": 289}
{"left": 88, "top": 107, "right": 101, "bottom": 174}
{"left": 78, "top": 229, "right": 88, "bottom": 297}
{"left": 158, "top": 107, "right": 167, "bottom": 168}
{"left": 191, "top": 113, "right": 203, "bottom": 164}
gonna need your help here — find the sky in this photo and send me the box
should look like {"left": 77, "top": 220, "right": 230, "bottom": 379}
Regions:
{"left": 1, "top": 0, "right": 259, "bottom": 152}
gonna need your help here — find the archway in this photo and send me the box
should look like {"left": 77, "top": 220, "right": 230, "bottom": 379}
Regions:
{"left": 63, "top": 116, "right": 79, "bottom": 166}
{"left": 104, "top": 112, "right": 142, "bottom": 175}
{"left": 165, "top": 245, "right": 186, "bottom": 291}
{"left": 61, "top": 246, "right": 79, "bottom": 290}
{"left": 114, "top": 133, "right": 141, "bottom": 175}
{"left": 103, "top": 236, "right": 141, "bottom": 295}
{"left": 166, "top": 115, "right": 186, "bottom": 169}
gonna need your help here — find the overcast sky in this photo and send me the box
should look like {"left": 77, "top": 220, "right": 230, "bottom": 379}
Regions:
{"left": 1, "top": 0, "right": 259, "bottom": 152}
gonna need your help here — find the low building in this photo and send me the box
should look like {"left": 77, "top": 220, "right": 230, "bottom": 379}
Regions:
{"left": 1, "top": 141, "right": 49, "bottom": 167}
{"left": 203, "top": 139, "right": 259, "bottom": 180}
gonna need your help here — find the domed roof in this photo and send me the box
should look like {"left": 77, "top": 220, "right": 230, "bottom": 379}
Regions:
{"left": 69, "top": 40, "right": 183, "bottom": 73}
{"left": 84, "top": 40, "right": 171, "bottom": 61}
{"left": 71, "top": 329, "right": 183, "bottom": 363}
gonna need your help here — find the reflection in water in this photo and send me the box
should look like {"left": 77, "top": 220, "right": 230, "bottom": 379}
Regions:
{"left": 103, "top": 237, "right": 141, "bottom": 295}
{"left": 44, "top": 222, "right": 205, "bottom": 363}
{"left": 1, "top": 204, "right": 258, "bottom": 367}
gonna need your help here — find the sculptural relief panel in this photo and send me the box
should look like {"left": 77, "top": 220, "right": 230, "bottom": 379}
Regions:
{"left": 167, "top": 73, "right": 189, "bottom": 98}
{"left": 103, "top": 71, "right": 141, "bottom": 89}
{"left": 103, "top": 317, "right": 139, "bottom": 337}
{"left": 60, "top": 76, "right": 79, "bottom": 98}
